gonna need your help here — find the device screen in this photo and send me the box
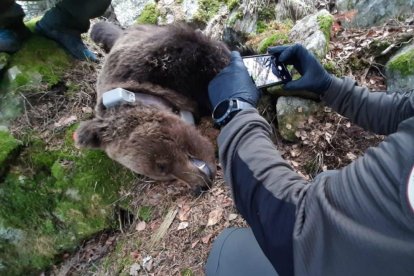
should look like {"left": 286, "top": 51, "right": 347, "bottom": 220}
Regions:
{"left": 242, "top": 54, "right": 290, "bottom": 88}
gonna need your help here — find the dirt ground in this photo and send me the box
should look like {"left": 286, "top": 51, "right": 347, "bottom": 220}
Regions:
{"left": 11, "top": 21, "right": 408, "bottom": 275}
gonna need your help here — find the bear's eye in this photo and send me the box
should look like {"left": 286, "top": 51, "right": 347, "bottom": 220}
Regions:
{"left": 156, "top": 161, "right": 169, "bottom": 174}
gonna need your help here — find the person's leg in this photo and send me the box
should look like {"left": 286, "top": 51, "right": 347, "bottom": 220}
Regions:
{"left": 36, "top": 0, "right": 111, "bottom": 61}
{"left": 0, "top": 0, "right": 31, "bottom": 53}
{"left": 205, "top": 228, "right": 278, "bottom": 276}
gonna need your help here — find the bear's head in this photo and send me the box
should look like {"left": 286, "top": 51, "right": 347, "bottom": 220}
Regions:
{"left": 74, "top": 105, "right": 216, "bottom": 192}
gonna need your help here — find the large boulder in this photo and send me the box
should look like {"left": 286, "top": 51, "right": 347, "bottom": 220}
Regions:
{"left": 337, "top": 0, "right": 414, "bottom": 28}
{"left": 289, "top": 9, "right": 333, "bottom": 59}
{"left": 0, "top": 129, "right": 135, "bottom": 275}
{"left": 385, "top": 43, "right": 414, "bottom": 93}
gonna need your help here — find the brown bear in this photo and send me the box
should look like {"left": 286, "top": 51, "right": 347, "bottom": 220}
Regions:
{"left": 74, "top": 22, "right": 231, "bottom": 192}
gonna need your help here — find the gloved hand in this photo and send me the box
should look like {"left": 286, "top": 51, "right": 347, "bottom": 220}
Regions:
{"left": 268, "top": 44, "right": 332, "bottom": 94}
{"left": 208, "top": 51, "right": 260, "bottom": 109}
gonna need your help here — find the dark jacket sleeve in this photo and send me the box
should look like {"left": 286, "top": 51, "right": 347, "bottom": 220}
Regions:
{"left": 321, "top": 77, "right": 414, "bottom": 135}
{"left": 217, "top": 79, "right": 414, "bottom": 276}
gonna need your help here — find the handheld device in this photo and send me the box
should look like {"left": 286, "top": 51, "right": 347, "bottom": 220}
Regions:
{"left": 242, "top": 54, "right": 292, "bottom": 88}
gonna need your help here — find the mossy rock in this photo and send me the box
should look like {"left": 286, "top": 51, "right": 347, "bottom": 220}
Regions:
{"left": 136, "top": 3, "right": 160, "bottom": 24}
{"left": 0, "top": 128, "right": 135, "bottom": 275}
{"left": 317, "top": 14, "right": 334, "bottom": 44}
{"left": 386, "top": 44, "right": 414, "bottom": 92}
{"left": 276, "top": 96, "right": 322, "bottom": 141}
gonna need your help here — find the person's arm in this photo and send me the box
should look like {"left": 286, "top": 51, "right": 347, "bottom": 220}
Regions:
{"left": 218, "top": 109, "right": 308, "bottom": 276}
{"left": 268, "top": 44, "right": 414, "bottom": 135}
{"left": 323, "top": 76, "right": 414, "bottom": 135}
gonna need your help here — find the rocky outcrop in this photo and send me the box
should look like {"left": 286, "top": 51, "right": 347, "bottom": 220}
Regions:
{"left": 337, "top": 0, "right": 414, "bottom": 27}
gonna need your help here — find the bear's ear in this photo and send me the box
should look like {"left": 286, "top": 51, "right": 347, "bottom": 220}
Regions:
{"left": 74, "top": 119, "right": 106, "bottom": 149}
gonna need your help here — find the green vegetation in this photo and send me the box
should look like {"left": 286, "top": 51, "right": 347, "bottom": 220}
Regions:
{"left": 226, "top": 0, "right": 239, "bottom": 11}
{"left": 181, "top": 268, "right": 194, "bottom": 276}
{"left": 387, "top": 48, "right": 414, "bottom": 76}
{"left": 258, "top": 6, "right": 275, "bottom": 21}
{"left": 194, "top": 0, "right": 223, "bottom": 23}
{"left": 136, "top": 3, "right": 160, "bottom": 24}
{"left": 0, "top": 131, "right": 21, "bottom": 169}
{"left": 2, "top": 18, "right": 72, "bottom": 90}
{"left": 317, "top": 14, "right": 334, "bottom": 43}
{"left": 137, "top": 206, "right": 153, "bottom": 222}
{"left": 257, "top": 33, "right": 290, "bottom": 53}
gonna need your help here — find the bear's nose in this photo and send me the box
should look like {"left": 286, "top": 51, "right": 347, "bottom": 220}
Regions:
{"left": 190, "top": 158, "right": 214, "bottom": 181}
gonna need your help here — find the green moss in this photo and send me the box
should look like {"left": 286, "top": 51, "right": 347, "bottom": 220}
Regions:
{"left": 387, "top": 49, "right": 414, "bottom": 76}
{"left": 181, "top": 268, "right": 194, "bottom": 276}
{"left": 0, "top": 131, "right": 22, "bottom": 169}
{"left": 6, "top": 30, "right": 72, "bottom": 89}
{"left": 137, "top": 206, "right": 153, "bottom": 222}
{"left": 317, "top": 14, "right": 334, "bottom": 43}
{"left": 256, "top": 21, "right": 268, "bottom": 34}
{"left": 136, "top": 3, "right": 159, "bottom": 24}
{"left": 194, "top": 0, "right": 224, "bottom": 23}
{"left": 226, "top": 0, "right": 239, "bottom": 11}
{"left": 0, "top": 127, "right": 135, "bottom": 275}
{"left": 258, "top": 6, "right": 275, "bottom": 21}
{"left": 257, "top": 33, "right": 290, "bottom": 53}
{"left": 323, "top": 60, "right": 342, "bottom": 75}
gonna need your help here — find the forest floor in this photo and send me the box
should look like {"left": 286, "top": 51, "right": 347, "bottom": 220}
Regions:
{"left": 10, "top": 17, "right": 413, "bottom": 276}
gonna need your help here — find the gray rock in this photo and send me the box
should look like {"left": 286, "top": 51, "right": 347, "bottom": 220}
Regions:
{"left": 337, "top": 0, "right": 414, "bottom": 27}
{"left": 385, "top": 43, "right": 414, "bottom": 93}
{"left": 289, "top": 9, "right": 333, "bottom": 59}
{"left": 276, "top": 96, "right": 321, "bottom": 141}
{"left": 183, "top": 0, "right": 199, "bottom": 20}
{"left": 112, "top": 0, "right": 154, "bottom": 27}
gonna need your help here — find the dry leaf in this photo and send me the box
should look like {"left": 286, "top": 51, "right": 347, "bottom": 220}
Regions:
{"left": 191, "top": 240, "right": 200, "bottom": 248}
{"left": 202, "top": 234, "right": 213, "bottom": 244}
{"left": 136, "top": 221, "right": 146, "bottom": 232}
{"left": 177, "top": 221, "right": 189, "bottom": 230}
{"left": 54, "top": 115, "right": 77, "bottom": 128}
{"left": 177, "top": 204, "right": 191, "bottom": 221}
{"left": 347, "top": 152, "right": 357, "bottom": 160}
{"left": 207, "top": 208, "right": 223, "bottom": 226}
{"left": 228, "top": 214, "right": 238, "bottom": 221}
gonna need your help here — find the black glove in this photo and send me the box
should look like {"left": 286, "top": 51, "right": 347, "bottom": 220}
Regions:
{"left": 268, "top": 44, "right": 333, "bottom": 94}
{"left": 208, "top": 51, "right": 260, "bottom": 109}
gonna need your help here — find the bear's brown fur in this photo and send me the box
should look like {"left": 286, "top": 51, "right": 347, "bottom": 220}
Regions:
{"left": 75, "top": 22, "right": 231, "bottom": 191}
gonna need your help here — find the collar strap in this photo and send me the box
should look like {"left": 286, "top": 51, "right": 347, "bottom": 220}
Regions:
{"left": 102, "top": 88, "right": 195, "bottom": 125}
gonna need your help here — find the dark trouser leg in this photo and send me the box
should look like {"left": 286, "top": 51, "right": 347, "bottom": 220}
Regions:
{"left": 0, "top": 1, "right": 26, "bottom": 31}
{"left": 205, "top": 228, "right": 278, "bottom": 276}
{"left": 39, "top": 0, "right": 111, "bottom": 34}
{"left": 0, "top": 1, "right": 31, "bottom": 53}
